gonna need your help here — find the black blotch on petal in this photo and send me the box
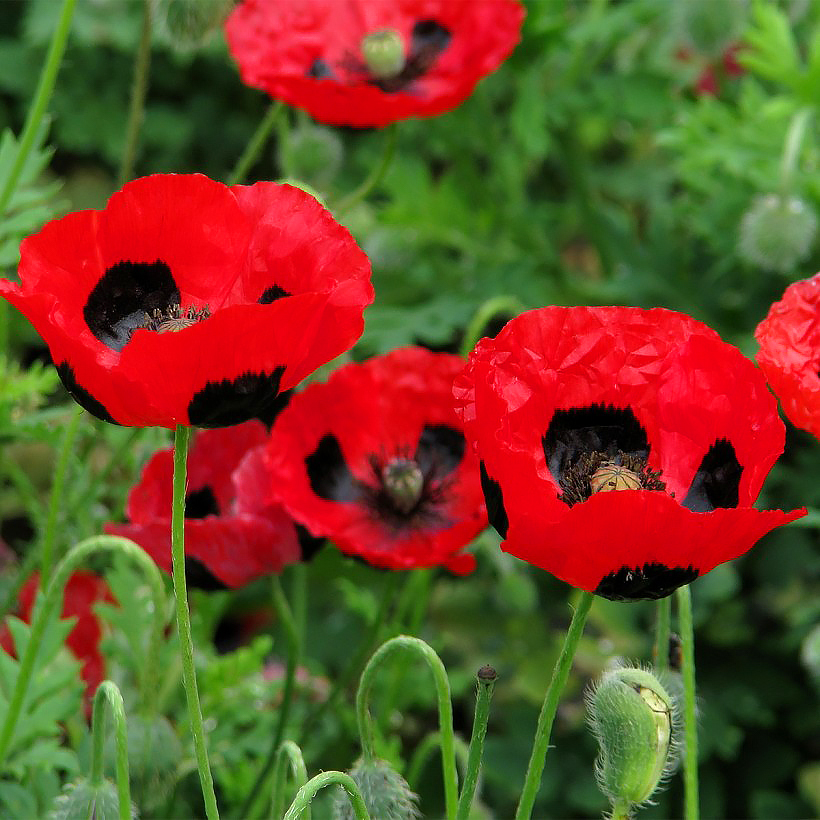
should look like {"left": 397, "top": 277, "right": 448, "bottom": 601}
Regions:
{"left": 415, "top": 425, "right": 465, "bottom": 479}
{"left": 55, "top": 362, "right": 119, "bottom": 424}
{"left": 255, "top": 388, "right": 293, "bottom": 429}
{"left": 305, "top": 434, "right": 361, "bottom": 503}
{"left": 84, "top": 260, "right": 179, "bottom": 352}
{"left": 480, "top": 461, "right": 508, "bottom": 539}
{"left": 411, "top": 20, "right": 452, "bottom": 59}
{"left": 296, "top": 524, "right": 326, "bottom": 561}
{"left": 258, "top": 285, "right": 291, "bottom": 305}
{"left": 543, "top": 404, "right": 649, "bottom": 485}
{"left": 309, "top": 58, "right": 334, "bottom": 79}
{"left": 184, "top": 556, "right": 228, "bottom": 591}
{"left": 682, "top": 439, "right": 742, "bottom": 512}
{"left": 187, "top": 367, "right": 286, "bottom": 428}
{"left": 184, "top": 486, "right": 220, "bottom": 519}
{"left": 595, "top": 563, "right": 699, "bottom": 601}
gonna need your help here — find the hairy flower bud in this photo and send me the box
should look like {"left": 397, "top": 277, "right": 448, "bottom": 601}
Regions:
{"left": 586, "top": 666, "right": 678, "bottom": 815}
{"left": 674, "top": 0, "right": 746, "bottom": 59}
{"left": 160, "top": 0, "right": 234, "bottom": 48}
{"left": 277, "top": 123, "right": 344, "bottom": 191}
{"left": 47, "top": 778, "right": 135, "bottom": 820}
{"left": 334, "top": 758, "right": 420, "bottom": 820}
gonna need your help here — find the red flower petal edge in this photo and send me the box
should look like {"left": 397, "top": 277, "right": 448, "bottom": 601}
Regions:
{"left": 2, "top": 174, "right": 373, "bottom": 428}
{"left": 0, "top": 571, "right": 114, "bottom": 701}
{"left": 106, "top": 421, "right": 300, "bottom": 588}
{"left": 755, "top": 273, "right": 820, "bottom": 439}
{"left": 245, "top": 346, "right": 487, "bottom": 573}
{"left": 225, "top": 0, "right": 525, "bottom": 127}
{"left": 454, "top": 306, "right": 805, "bottom": 600}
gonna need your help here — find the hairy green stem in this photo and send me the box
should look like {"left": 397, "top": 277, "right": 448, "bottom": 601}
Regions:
{"left": 228, "top": 101, "right": 284, "bottom": 186}
{"left": 0, "top": 534, "right": 165, "bottom": 766}
{"left": 332, "top": 124, "right": 398, "bottom": 213}
{"left": 270, "top": 740, "right": 309, "bottom": 820}
{"left": 118, "top": 0, "right": 152, "bottom": 186}
{"left": 356, "top": 635, "right": 458, "bottom": 820}
{"left": 456, "top": 667, "right": 496, "bottom": 820}
{"left": 676, "top": 584, "right": 699, "bottom": 820}
{"left": 38, "top": 406, "right": 83, "bottom": 587}
{"left": 460, "top": 296, "right": 525, "bottom": 357}
{"left": 171, "top": 425, "right": 219, "bottom": 819}
{"left": 653, "top": 595, "right": 672, "bottom": 675}
{"left": 406, "top": 731, "right": 470, "bottom": 790}
{"left": 90, "top": 680, "right": 131, "bottom": 820}
{"left": 514, "top": 590, "right": 595, "bottom": 820}
{"left": 283, "top": 771, "right": 370, "bottom": 820}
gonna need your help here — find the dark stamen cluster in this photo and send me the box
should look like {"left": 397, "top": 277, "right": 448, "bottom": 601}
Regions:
{"left": 142, "top": 303, "right": 211, "bottom": 333}
{"left": 558, "top": 451, "right": 667, "bottom": 507}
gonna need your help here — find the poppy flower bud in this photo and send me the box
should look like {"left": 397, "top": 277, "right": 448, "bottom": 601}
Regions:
{"left": 674, "top": 0, "right": 746, "bottom": 59}
{"left": 586, "top": 667, "right": 678, "bottom": 815}
{"left": 738, "top": 193, "right": 818, "bottom": 273}
{"left": 333, "top": 758, "right": 420, "bottom": 820}
{"left": 278, "top": 123, "right": 344, "bottom": 191}
{"left": 47, "top": 777, "right": 133, "bottom": 819}
{"left": 160, "top": 0, "right": 234, "bottom": 47}
{"left": 361, "top": 29, "right": 407, "bottom": 79}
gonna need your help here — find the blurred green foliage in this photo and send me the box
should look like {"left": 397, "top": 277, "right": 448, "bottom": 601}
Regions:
{"left": 0, "top": 0, "right": 818, "bottom": 818}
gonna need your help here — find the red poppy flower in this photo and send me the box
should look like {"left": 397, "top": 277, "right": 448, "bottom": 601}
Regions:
{"left": 106, "top": 421, "right": 300, "bottom": 588}
{"left": 453, "top": 307, "right": 804, "bottom": 601}
{"left": 245, "top": 347, "right": 487, "bottom": 573}
{"left": 224, "top": 0, "right": 525, "bottom": 127}
{"left": 0, "top": 571, "right": 114, "bottom": 699}
{"left": 755, "top": 273, "right": 820, "bottom": 439}
{"left": 1, "top": 174, "right": 373, "bottom": 428}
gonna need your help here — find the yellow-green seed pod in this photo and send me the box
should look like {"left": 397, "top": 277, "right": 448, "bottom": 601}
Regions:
{"left": 361, "top": 29, "right": 407, "bottom": 79}
{"left": 586, "top": 666, "right": 678, "bottom": 815}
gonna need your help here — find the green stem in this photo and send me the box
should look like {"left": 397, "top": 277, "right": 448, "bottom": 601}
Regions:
{"left": 356, "top": 635, "right": 458, "bottom": 820}
{"left": 228, "top": 101, "right": 284, "bottom": 186}
{"left": 283, "top": 771, "right": 370, "bottom": 820}
{"left": 0, "top": 0, "right": 77, "bottom": 215}
{"left": 653, "top": 596, "right": 671, "bottom": 675}
{"left": 89, "top": 680, "right": 131, "bottom": 820}
{"left": 407, "top": 732, "right": 471, "bottom": 789}
{"left": 459, "top": 296, "right": 526, "bottom": 357}
{"left": 779, "top": 107, "right": 813, "bottom": 200}
{"left": 118, "top": 0, "right": 152, "bottom": 187}
{"left": 332, "top": 124, "right": 398, "bottom": 213}
{"left": 170, "top": 425, "right": 219, "bottom": 819}
{"left": 0, "top": 534, "right": 165, "bottom": 766}
{"left": 270, "top": 740, "right": 309, "bottom": 820}
{"left": 514, "top": 590, "right": 595, "bottom": 820}
{"left": 676, "top": 584, "right": 699, "bottom": 820}
{"left": 456, "top": 666, "right": 496, "bottom": 820}
{"left": 38, "top": 406, "right": 83, "bottom": 587}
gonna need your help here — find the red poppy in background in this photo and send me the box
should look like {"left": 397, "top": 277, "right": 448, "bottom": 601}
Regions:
{"left": 107, "top": 421, "right": 300, "bottom": 588}
{"left": 1, "top": 174, "right": 373, "bottom": 428}
{"left": 454, "top": 307, "right": 804, "bottom": 601}
{"left": 247, "top": 347, "right": 487, "bottom": 573}
{"left": 755, "top": 273, "right": 820, "bottom": 439}
{"left": 224, "top": 0, "right": 525, "bottom": 127}
{"left": 0, "top": 571, "right": 114, "bottom": 700}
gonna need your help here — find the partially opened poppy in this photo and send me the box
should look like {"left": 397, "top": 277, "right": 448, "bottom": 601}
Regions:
{"left": 755, "top": 273, "right": 820, "bottom": 439}
{"left": 453, "top": 307, "right": 805, "bottom": 601}
{"left": 248, "top": 347, "right": 487, "bottom": 573}
{"left": 1, "top": 174, "right": 373, "bottom": 428}
{"left": 0, "top": 571, "right": 114, "bottom": 700}
{"left": 224, "top": 0, "right": 525, "bottom": 127}
{"left": 106, "top": 421, "right": 300, "bottom": 588}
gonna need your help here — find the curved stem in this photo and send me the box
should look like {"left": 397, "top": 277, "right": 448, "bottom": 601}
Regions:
{"left": 0, "top": 534, "right": 166, "bottom": 766}
{"left": 332, "top": 124, "right": 398, "bottom": 213}
{"left": 779, "top": 107, "right": 813, "bottom": 200}
{"left": 459, "top": 296, "right": 525, "bottom": 357}
{"left": 356, "top": 635, "right": 458, "bottom": 820}
{"left": 0, "top": 0, "right": 77, "bottom": 215}
{"left": 38, "top": 406, "right": 83, "bottom": 587}
{"left": 90, "top": 680, "right": 131, "bottom": 820}
{"left": 676, "top": 584, "right": 699, "bottom": 820}
{"left": 228, "top": 101, "right": 284, "bottom": 186}
{"left": 406, "top": 731, "right": 471, "bottom": 791}
{"left": 514, "top": 590, "right": 595, "bottom": 820}
{"left": 118, "top": 0, "right": 152, "bottom": 186}
{"left": 283, "top": 771, "right": 370, "bottom": 820}
{"left": 270, "top": 740, "right": 309, "bottom": 820}
{"left": 653, "top": 596, "right": 671, "bottom": 675}
{"left": 456, "top": 667, "right": 496, "bottom": 820}
{"left": 171, "top": 425, "right": 219, "bottom": 819}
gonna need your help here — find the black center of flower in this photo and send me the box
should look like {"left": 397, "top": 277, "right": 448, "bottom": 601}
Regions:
{"left": 84, "top": 260, "right": 180, "bottom": 352}
{"left": 184, "top": 486, "right": 220, "bottom": 518}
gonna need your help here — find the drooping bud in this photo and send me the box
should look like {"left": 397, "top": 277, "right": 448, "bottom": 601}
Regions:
{"left": 160, "top": 0, "right": 234, "bottom": 48}
{"left": 361, "top": 29, "right": 407, "bottom": 79}
{"left": 382, "top": 458, "right": 424, "bottom": 514}
{"left": 586, "top": 666, "right": 678, "bottom": 816}
{"left": 333, "top": 758, "right": 420, "bottom": 820}
{"left": 278, "top": 123, "right": 344, "bottom": 191}
{"left": 47, "top": 777, "right": 135, "bottom": 819}
{"left": 738, "top": 193, "right": 817, "bottom": 273}
{"left": 674, "top": 0, "right": 747, "bottom": 59}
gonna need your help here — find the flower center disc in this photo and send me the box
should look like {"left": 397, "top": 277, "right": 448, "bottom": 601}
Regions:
{"left": 143, "top": 304, "right": 211, "bottom": 334}
{"left": 590, "top": 463, "right": 642, "bottom": 494}
{"left": 381, "top": 457, "right": 424, "bottom": 514}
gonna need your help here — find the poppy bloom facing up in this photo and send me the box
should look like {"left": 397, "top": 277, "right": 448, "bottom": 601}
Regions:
{"left": 246, "top": 347, "right": 487, "bottom": 573}
{"left": 1, "top": 174, "right": 373, "bottom": 428}
{"left": 224, "top": 0, "right": 525, "bottom": 127}
{"left": 454, "top": 307, "right": 804, "bottom": 601}
{"left": 755, "top": 273, "right": 820, "bottom": 439}
{"left": 0, "top": 571, "right": 114, "bottom": 700}
{"left": 107, "top": 421, "right": 300, "bottom": 588}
